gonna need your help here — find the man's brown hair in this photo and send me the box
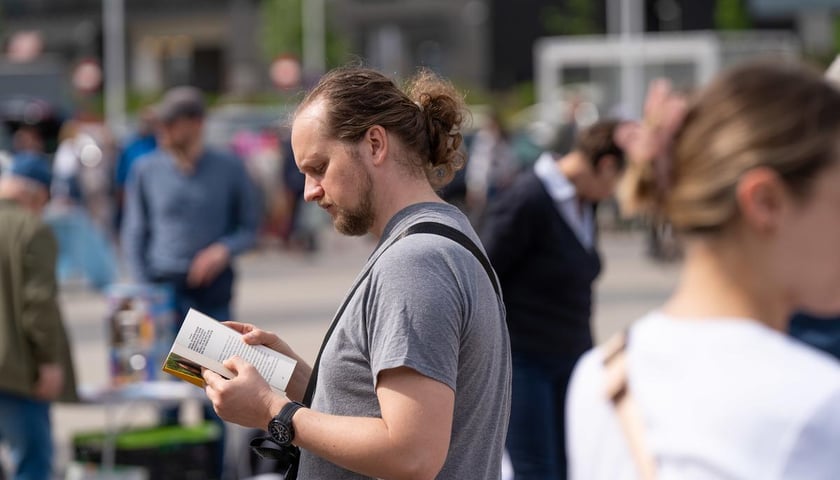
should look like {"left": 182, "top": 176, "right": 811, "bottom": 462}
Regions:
{"left": 297, "top": 65, "right": 467, "bottom": 189}
{"left": 574, "top": 119, "right": 627, "bottom": 170}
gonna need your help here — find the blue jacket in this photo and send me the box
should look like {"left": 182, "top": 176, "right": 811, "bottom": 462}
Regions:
{"left": 120, "top": 147, "right": 261, "bottom": 281}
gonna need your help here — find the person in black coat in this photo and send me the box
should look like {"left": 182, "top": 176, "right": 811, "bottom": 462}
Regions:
{"left": 480, "top": 119, "right": 628, "bottom": 480}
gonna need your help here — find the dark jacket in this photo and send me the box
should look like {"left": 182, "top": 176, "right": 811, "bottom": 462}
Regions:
{"left": 0, "top": 199, "right": 78, "bottom": 402}
{"left": 480, "top": 171, "right": 601, "bottom": 357}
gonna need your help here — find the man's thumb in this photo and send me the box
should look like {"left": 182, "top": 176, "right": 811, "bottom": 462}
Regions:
{"left": 223, "top": 355, "right": 248, "bottom": 375}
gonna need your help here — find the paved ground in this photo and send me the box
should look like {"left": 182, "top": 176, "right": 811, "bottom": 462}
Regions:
{"left": 41, "top": 226, "right": 679, "bottom": 478}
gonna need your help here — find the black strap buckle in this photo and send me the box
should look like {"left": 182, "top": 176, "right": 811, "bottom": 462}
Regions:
{"left": 249, "top": 436, "right": 300, "bottom": 477}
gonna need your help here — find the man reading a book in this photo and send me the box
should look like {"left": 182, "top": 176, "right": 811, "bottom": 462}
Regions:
{"left": 201, "top": 66, "right": 512, "bottom": 479}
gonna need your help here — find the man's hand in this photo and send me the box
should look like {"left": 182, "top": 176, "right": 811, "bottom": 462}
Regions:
{"left": 188, "top": 243, "right": 230, "bottom": 287}
{"left": 203, "top": 356, "right": 286, "bottom": 429}
{"left": 224, "top": 321, "right": 293, "bottom": 356}
{"left": 33, "top": 363, "right": 64, "bottom": 401}
{"left": 222, "top": 321, "right": 312, "bottom": 401}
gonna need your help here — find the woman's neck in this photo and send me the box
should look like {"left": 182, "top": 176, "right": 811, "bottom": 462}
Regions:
{"left": 662, "top": 235, "right": 790, "bottom": 332}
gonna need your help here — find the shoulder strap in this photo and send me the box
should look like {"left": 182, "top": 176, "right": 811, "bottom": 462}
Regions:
{"left": 301, "top": 221, "right": 500, "bottom": 406}
{"left": 404, "top": 221, "right": 501, "bottom": 298}
{"left": 602, "top": 331, "right": 658, "bottom": 480}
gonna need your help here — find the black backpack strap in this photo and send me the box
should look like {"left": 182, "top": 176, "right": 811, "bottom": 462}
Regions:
{"left": 302, "top": 221, "right": 500, "bottom": 406}
{"left": 403, "top": 221, "right": 500, "bottom": 298}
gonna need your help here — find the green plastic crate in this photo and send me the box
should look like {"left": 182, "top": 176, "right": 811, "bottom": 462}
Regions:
{"left": 73, "top": 422, "right": 222, "bottom": 480}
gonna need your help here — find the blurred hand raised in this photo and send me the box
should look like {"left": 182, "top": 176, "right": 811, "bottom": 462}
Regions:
{"left": 615, "top": 78, "right": 688, "bottom": 170}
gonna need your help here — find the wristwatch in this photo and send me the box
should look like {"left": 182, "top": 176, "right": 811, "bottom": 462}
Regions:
{"left": 268, "top": 401, "right": 305, "bottom": 446}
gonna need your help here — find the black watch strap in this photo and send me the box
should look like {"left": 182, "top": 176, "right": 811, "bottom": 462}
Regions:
{"left": 269, "top": 401, "right": 305, "bottom": 446}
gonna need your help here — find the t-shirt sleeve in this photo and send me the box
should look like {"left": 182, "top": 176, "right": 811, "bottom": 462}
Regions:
{"left": 780, "top": 387, "right": 840, "bottom": 479}
{"left": 365, "top": 238, "right": 465, "bottom": 391}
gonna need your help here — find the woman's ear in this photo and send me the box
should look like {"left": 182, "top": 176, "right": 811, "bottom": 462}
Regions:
{"left": 364, "top": 125, "right": 388, "bottom": 166}
{"left": 735, "top": 167, "right": 787, "bottom": 234}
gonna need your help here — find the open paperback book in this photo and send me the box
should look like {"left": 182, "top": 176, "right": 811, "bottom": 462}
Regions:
{"left": 162, "top": 308, "right": 297, "bottom": 393}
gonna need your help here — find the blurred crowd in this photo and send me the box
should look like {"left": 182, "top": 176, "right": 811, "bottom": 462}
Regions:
{"left": 4, "top": 57, "right": 840, "bottom": 480}
{"left": 0, "top": 95, "right": 333, "bottom": 292}
{"left": 0, "top": 87, "right": 612, "bottom": 295}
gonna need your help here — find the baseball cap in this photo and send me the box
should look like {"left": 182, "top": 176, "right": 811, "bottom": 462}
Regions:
{"left": 8, "top": 153, "right": 52, "bottom": 190}
{"left": 155, "top": 86, "right": 206, "bottom": 124}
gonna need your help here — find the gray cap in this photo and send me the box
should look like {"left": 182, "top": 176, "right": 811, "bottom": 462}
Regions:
{"left": 155, "top": 86, "right": 206, "bottom": 124}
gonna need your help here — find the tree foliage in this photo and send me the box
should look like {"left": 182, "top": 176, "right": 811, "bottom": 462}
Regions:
{"left": 542, "top": 0, "right": 601, "bottom": 36}
{"left": 259, "top": 0, "right": 347, "bottom": 69}
{"left": 715, "top": 0, "right": 751, "bottom": 30}
{"left": 260, "top": 0, "right": 303, "bottom": 61}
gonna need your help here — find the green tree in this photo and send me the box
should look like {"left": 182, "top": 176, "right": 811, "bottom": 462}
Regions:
{"left": 259, "top": 0, "right": 347, "bottom": 68}
{"left": 715, "top": 0, "right": 751, "bottom": 30}
{"left": 833, "top": 16, "right": 840, "bottom": 55}
{"left": 260, "top": 0, "right": 303, "bottom": 60}
{"left": 542, "top": 0, "right": 601, "bottom": 36}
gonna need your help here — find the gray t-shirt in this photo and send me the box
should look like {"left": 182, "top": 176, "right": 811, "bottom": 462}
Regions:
{"left": 298, "top": 202, "right": 511, "bottom": 479}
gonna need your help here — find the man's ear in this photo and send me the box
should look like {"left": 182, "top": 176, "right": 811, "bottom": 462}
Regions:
{"left": 735, "top": 167, "right": 786, "bottom": 234}
{"left": 364, "top": 125, "right": 388, "bottom": 166}
{"left": 595, "top": 154, "right": 618, "bottom": 177}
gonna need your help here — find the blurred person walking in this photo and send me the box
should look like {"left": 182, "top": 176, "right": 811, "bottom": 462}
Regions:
{"left": 0, "top": 154, "right": 78, "bottom": 480}
{"left": 465, "top": 109, "right": 518, "bottom": 228}
{"left": 47, "top": 120, "right": 118, "bottom": 291}
{"left": 10, "top": 125, "right": 46, "bottom": 157}
{"left": 480, "top": 119, "right": 627, "bottom": 480}
{"left": 121, "top": 86, "right": 261, "bottom": 324}
{"left": 120, "top": 87, "right": 260, "bottom": 477}
{"left": 567, "top": 60, "right": 840, "bottom": 479}
{"left": 114, "top": 107, "right": 158, "bottom": 232}
{"left": 201, "top": 65, "right": 511, "bottom": 479}
{"left": 278, "top": 128, "right": 322, "bottom": 253}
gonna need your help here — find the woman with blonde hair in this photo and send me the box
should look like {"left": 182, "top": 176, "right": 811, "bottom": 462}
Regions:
{"left": 566, "top": 59, "right": 840, "bottom": 479}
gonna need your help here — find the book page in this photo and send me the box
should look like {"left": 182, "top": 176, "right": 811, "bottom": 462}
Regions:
{"left": 164, "top": 309, "right": 296, "bottom": 392}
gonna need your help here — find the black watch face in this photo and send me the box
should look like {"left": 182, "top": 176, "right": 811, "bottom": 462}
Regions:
{"left": 269, "top": 418, "right": 293, "bottom": 446}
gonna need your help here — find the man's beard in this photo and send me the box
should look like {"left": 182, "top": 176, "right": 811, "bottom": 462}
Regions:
{"left": 332, "top": 167, "right": 375, "bottom": 236}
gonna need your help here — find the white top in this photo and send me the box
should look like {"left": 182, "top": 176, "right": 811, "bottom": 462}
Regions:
{"left": 466, "top": 128, "right": 517, "bottom": 198}
{"left": 567, "top": 311, "right": 840, "bottom": 480}
{"left": 533, "top": 152, "right": 594, "bottom": 250}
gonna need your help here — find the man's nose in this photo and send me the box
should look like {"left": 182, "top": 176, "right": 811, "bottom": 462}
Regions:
{"left": 303, "top": 176, "right": 324, "bottom": 202}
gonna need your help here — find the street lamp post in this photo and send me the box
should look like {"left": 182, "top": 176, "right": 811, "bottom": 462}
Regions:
{"left": 609, "top": 0, "right": 645, "bottom": 118}
{"left": 103, "top": 0, "right": 127, "bottom": 135}
{"left": 302, "top": 0, "right": 326, "bottom": 78}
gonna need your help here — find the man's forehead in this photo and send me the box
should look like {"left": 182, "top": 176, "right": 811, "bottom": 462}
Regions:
{"left": 293, "top": 99, "right": 328, "bottom": 128}
{"left": 291, "top": 101, "right": 332, "bottom": 163}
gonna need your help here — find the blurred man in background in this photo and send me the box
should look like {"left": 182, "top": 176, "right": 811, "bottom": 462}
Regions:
{"left": 121, "top": 85, "right": 261, "bottom": 324}
{"left": 0, "top": 154, "right": 78, "bottom": 480}
{"left": 480, "top": 119, "right": 627, "bottom": 480}
{"left": 120, "top": 86, "right": 260, "bottom": 477}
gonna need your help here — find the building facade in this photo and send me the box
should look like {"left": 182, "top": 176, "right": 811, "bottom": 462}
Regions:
{"left": 2, "top": 0, "right": 264, "bottom": 95}
{"left": 1, "top": 0, "right": 835, "bottom": 99}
